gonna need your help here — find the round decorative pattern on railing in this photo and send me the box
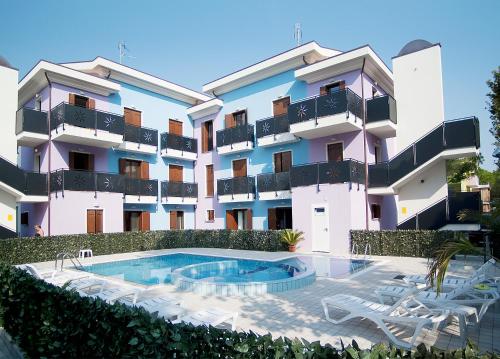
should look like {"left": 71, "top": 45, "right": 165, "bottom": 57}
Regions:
{"left": 262, "top": 175, "right": 272, "bottom": 189}
{"left": 143, "top": 131, "right": 153, "bottom": 143}
{"left": 325, "top": 97, "right": 339, "bottom": 109}
{"left": 104, "top": 116, "right": 115, "bottom": 128}
{"left": 186, "top": 185, "right": 193, "bottom": 194}
{"left": 185, "top": 139, "right": 192, "bottom": 150}
{"left": 74, "top": 109, "right": 86, "bottom": 124}
{"left": 73, "top": 174, "right": 87, "bottom": 189}
{"left": 56, "top": 174, "right": 63, "bottom": 187}
{"left": 145, "top": 182, "right": 153, "bottom": 193}
{"left": 223, "top": 182, "right": 230, "bottom": 193}
{"left": 262, "top": 121, "right": 270, "bottom": 134}
{"left": 297, "top": 104, "right": 308, "bottom": 119}
{"left": 103, "top": 177, "right": 113, "bottom": 190}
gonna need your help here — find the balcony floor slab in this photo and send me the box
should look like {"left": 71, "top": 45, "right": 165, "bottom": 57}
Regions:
{"left": 118, "top": 141, "right": 157, "bottom": 155}
{"left": 124, "top": 195, "right": 157, "bottom": 204}
{"left": 258, "top": 190, "right": 292, "bottom": 201}
{"left": 16, "top": 132, "right": 49, "bottom": 147}
{"left": 160, "top": 148, "right": 197, "bottom": 161}
{"left": 257, "top": 133, "right": 299, "bottom": 148}
{"left": 161, "top": 197, "right": 197, "bottom": 205}
{"left": 365, "top": 120, "right": 396, "bottom": 139}
{"left": 217, "top": 141, "right": 254, "bottom": 155}
{"left": 218, "top": 193, "right": 255, "bottom": 203}
{"left": 51, "top": 125, "right": 123, "bottom": 148}
{"left": 290, "top": 112, "right": 362, "bottom": 139}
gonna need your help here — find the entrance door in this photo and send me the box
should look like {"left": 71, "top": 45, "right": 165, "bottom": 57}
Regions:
{"left": 87, "top": 209, "right": 103, "bottom": 234}
{"left": 232, "top": 159, "right": 247, "bottom": 177}
{"left": 226, "top": 209, "right": 251, "bottom": 230}
{"left": 170, "top": 211, "right": 184, "bottom": 229}
{"left": 312, "top": 204, "right": 329, "bottom": 252}
{"left": 124, "top": 211, "right": 141, "bottom": 231}
{"left": 169, "top": 165, "right": 183, "bottom": 182}
{"left": 169, "top": 119, "right": 183, "bottom": 136}
{"left": 327, "top": 143, "right": 343, "bottom": 162}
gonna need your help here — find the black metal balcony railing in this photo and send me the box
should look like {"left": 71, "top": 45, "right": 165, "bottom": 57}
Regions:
{"left": 255, "top": 115, "right": 290, "bottom": 138}
{"left": 366, "top": 95, "right": 397, "bottom": 124}
{"left": 50, "top": 169, "right": 125, "bottom": 194}
{"left": 124, "top": 124, "right": 158, "bottom": 147}
{"left": 288, "top": 88, "right": 364, "bottom": 125}
{"left": 160, "top": 132, "right": 197, "bottom": 154}
{"left": 0, "top": 155, "right": 47, "bottom": 196}
{"left": 161, "top": 181, "right": 198, "bottom": 198}
{"left": 124, "top": 178, "right": 158, "bottom": 197}
{"left": 257, "top": 172, "right": 291, "bottom": 193}
{"left": 216, "top": 124, "right": 255, "bottom": 148}
{"left": 369, "top": 117, "right": 480, "bottom": 188}
{"left": 217, "top": 176, "right": 256, "bottom": 197}
{"left": 15, "top": 108, "right": 48, "bottom": 135}
{"left": 50, "top": 103, "right": 125, "bottom": 135}
{"left": 290, "top": 159, "right": 365, "bottom": 188}
{"left": 397, "top": 191, "right": 481, "bottom": 230}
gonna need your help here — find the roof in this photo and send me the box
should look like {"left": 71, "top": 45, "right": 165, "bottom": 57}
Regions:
{"left": 393, "top": 40, "right": 440, "bottom": 59}
{"left": 202, "top": 41, "right": 340, "bottom": 95}
{"left": 61, "top": 57, "right": 211, "bottom": 105}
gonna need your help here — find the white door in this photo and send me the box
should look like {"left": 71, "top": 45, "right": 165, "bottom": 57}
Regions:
{"left": 312, "top": 204, "right": 330, "bottom": 252}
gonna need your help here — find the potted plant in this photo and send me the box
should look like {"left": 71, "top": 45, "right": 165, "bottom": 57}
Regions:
{"left": 280, "top": 229, "right": 304, "bottom": 252}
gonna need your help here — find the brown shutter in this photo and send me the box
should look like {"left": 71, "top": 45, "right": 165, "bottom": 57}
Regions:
{"left": 69, "top": 93, "right": 76, "bottom": 105}
{"left": 119, "top": 159, "right": 127, "bottom": 175}
{"left": 170, "top": 211, "right": 177, "bottom": 229}
{"left": 224, "top": 113, "right": 235, "bottom": 129}
{"left": 226, "top": 210, "right": 237, "bottom": 230}
{"left": 124, "top": 108, "right": 142, "bottom": 126}
{"left": 320, "top": 86, "right": 327, "bottom": 96}
{"left": 233, "top": 159, "right": 247, "bottom": 177}
{"left": 273, "top": 97, "right": 290, "bottom": 116}
{"left": 95, "top": 210, "right": 103, "bottom": 233}
{"left": 87, "top": 210, "right": 96, "bottom": 234}
{"left": 141, "top": 211, "right": 150, "bottom": 231}
{"left": 88, "top": 154, "right": 95, "bottom": 171}
{"left": 208, "top": 210, "right": 214, "bottom": 221}
{"left": 339, "top": 81, "right": 346, "bottom": 90}
{"left": 87, "top": 99, "right": 95, "bottom": 109}
{"left": 268, "top": 208, "right": 277, "bottom": 230}
{"left": 206, "top": 165, "right": 214, "bottom": 197}
{"left": 246, "top": 209, "right": 252, "bottom": 230}
{"left": 140, "top": 161, "right": 149, "bottom": 180}
{"left": 282, "top": 151, "right": 292, "bottom": 172}
{"left": 69, "top": 152, "right": 75, "bottom": 169}
{"left": 202, "top": 121, "right": 209, "bottom": 152}
{"left": 169, "top": 165, "right": 183, "bottom": 182}
{"left": 274, "top": 153, "right": 282, "bottom": 173}
{"left": 169, "top": 119, "right": 183, "bottom": 136}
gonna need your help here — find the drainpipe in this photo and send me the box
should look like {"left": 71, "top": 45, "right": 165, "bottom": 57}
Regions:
{"left": 45, "top": 72, "right": 52, "bottom": 236}
{"left": 360, "top": 58, "right": 370, "bottom": 230}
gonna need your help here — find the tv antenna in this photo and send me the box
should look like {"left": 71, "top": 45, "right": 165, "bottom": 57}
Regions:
{"left": 118, "top": 41, "right": 135, "bottom": 64}
{"left": 294, "top": 23, "right": 302, "bottom": 46}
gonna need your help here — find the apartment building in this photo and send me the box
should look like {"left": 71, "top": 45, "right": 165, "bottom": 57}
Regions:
{"left": 0, "top": 39, "right": 482, "bottom": 255}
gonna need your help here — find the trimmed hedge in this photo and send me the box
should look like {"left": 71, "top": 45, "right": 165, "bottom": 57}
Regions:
{"left": 0, "top": 265, "right": 496, "bottom": 358}
{"left": 0, "top": 230, "right": 287, "bottom": 266}
{"left": 350, "top": 230, "right": 456, "bottom": 257}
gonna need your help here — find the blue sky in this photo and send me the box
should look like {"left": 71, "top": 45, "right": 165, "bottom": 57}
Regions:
{"left": 1, "top": 0, "right": 498, "bottom": 170}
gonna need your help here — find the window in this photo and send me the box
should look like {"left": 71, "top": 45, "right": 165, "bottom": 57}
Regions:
{"left": 69, "top": 94, "right": 95, "bottom": 109}
{"left": 206, "top": 164, "right": 214, "bottom": 197}
{"left": 327, "top": 143, "right": 343, "bottom": 162}
{"left": 124, "top": 211, "right": 150, "bottom": 231}
{"left": 371, "top": 204, "right": 381, "bottom": 220}
{"left": 206, "top": 209, "right": 215, "bottom": 222}
{"left": 272, "top": 97, "right": 290, "bottom": 116}
{"left": 124, "top": 108, "right": 142, "bottom": 127}
{"left": 202, "top": 120, "right": 213, "bottom": 152}
{"left": 87, "top": 209, "right": 103, "bottom": 234}
{"left": 274, "top": 151, "right": 292, "bottom": 173}
{"left": 226, "top": 209, "right": 252, "bottom": 230}
{"left": 374, "top": 145, "right": 382, "bottom": 164}
{"left": 20, "top": 212, "right": 29, "bottom": 226}
{"left": 170, "top": 211, "right": 184, "bottom": 229}
{"left": 69, "top": 152, "right": 94, "bottom": 171}
{"left": 268, "top": 207, "right": 292, "bottom": 230}
{"left": 119, "top": 158, "right": 143, "bottom": 179}
{"left": 225, "top": 110, "right": 247, "bottom": 128}
{"left": 320, "top": 81, "right": 346, "bottom": 96}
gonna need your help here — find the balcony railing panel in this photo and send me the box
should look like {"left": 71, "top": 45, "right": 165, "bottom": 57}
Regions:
{"left": 124, "top": 124, "right": 158, "bottom": 147}
{"left": 124, "top": 178, "right": 158, "bottom": 197}
{"left": 415, "top": 126, "right": 444, "bottom": 165}
{"left": 445, "top": 118, "right": 480, "bottom": 149}
{"left": 256, "top": 115, "right": 290, "bottom": 138}
{"left": 290, "top": 164, "right": 318, "bottom": 187}
{"left": 388, "top": 147, "right": 415, "bottom": 184}
{"left": 161, "top": 181, "right": 198, "bottom": 198}
{"left": 160, "top": 133, "right": 197, "bottom": 153}
{"left": 0, "top": 155, "right": 47, "bottom": 196}
{"left": 50, "top": 103, "right": 125, "bottom": 135}
{"left": 16, "top": 108, "right": 48, "bottom": 135}
{"left": 288, "top": 97, "right": 317, "bottom": 124}
{"left": 366, "top": 95, "right": 397, "bottom": 124}
{"left": 216, "top": 124, "right": 254, "bottom": 147}
{"left": 96, "top": 173, "right": 126, "bottom": 193}
{"left": 368, "top": 163, "right": 389, "bottom": 187}
{"left": 448, "top": 191, "right": 481, "bottom": 224}
{"left": 257, "top": 172, "right": 291, "bottom": 193}
{"left": 217, "top": 176, "right": 255, "bottom": 196}
{"left": 290, "top": 160, "right": 364, "bottom": 188}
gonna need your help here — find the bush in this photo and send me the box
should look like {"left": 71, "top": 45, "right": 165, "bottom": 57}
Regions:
{"left": 0, "top": 230, "right": 288, "bottom": 266}
{"left": 350, "top": 230, "right": 456, "bottom": 257}
{"left": 0, "top": 264, "right": 496, "bottom": 358}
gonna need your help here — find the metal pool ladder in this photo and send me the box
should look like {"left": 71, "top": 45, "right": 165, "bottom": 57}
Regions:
{"left": 54, "top": 252, "right": 84, "bottom": 271}
{"left": 364, "top": 243, "right": 372, "bottom": 260}
{"left": 351, "top": 243, "right": 372, "bottom": 260}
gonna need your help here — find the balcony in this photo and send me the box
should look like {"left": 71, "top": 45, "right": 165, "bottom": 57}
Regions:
{"left": 160, "top": 133, "right": 197, "bottom": 161}
{"left": 118, "top": 124, "right": 158, "bottom": 155}
{"left": 290, "top": 159, "right": 365, "bottom": 188}
{"left": 124, "top": 178, "right": 158, "bottom": 204}
{"left": 160, "top": 181, "right": 198, "bottom": 205}
{"left": 50, "top": 103, "right": 124, "bottom": 148}
{"left": 16, "top": 108, "right": 49, "bottom": 147}
{"left": 257, "top": 172, "right": 291, "bottom": 200}
{"left": 50, "top": 169, "right": 125, "bottom": 195}
{"left": 368, "top": 117, "right": 480, "bottom": 195}
{"left": 365, "top": 95, "right": 397, "bottom": 138}
{"left": 217, "top": 176, "right": 255, "bottom": 203}
{"left": 255, "top": 115, "right": 298, "bottom": 147}
{"left": 216, "top": 124, "right": 254, "bottom": 155}
{"left": 288, "top": 89, "right": 363, "bottom": 139}
{"left": 0, "top": 155, "right": 47, "bottom": 202}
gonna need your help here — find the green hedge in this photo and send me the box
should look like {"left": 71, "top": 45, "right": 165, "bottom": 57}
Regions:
{"left": 0, "top": 230, "right": 287, "bottom": 265}
{"left": 0, "top": 265, "right": 495, "bottom": 358}
{"left": 350, "top": 230, "right": 456, "bottom": 257}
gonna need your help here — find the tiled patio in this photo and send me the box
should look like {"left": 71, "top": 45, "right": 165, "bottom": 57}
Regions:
{"left": 34, "top": 248, "right": 500, "bottom": 353}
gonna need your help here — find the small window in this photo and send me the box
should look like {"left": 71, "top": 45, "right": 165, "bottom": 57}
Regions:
{"left": 206, "top": 210, "right": 215, "bottom": 222}
{"left": 371, "top": 204, "right": 381, "bottom": 220}
{"left": 320, "top": 81, "right": 346, "bottom": 96}
{"left": 74, "top": 95, "right": 89, "bottom": 108}
{"left": 374, "top": 145, "right": 382, "bottom": 164}
{"left": 202, "top": 120, "right": 213, "bottom": 152}
{"left": 21, "top": 212, "right": 29, "bottom": 225}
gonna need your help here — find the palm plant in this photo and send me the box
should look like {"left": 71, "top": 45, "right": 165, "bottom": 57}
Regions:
{"left": 280, "top": 229, "right": 304, "bottom": 251}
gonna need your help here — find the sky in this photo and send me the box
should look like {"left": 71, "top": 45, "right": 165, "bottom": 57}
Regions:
{"left": 0, "top": 0, "right": 498, "bottom": 170}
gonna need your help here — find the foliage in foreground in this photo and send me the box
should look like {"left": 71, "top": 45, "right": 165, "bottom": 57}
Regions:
{"left": 0, "top": 265, "right": 497, "bottom": 358}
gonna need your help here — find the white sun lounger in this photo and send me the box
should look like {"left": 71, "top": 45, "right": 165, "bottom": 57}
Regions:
{"left": 173, "top": 308, "right": 238, "bottom": 331}
{"left": 321, "top": 293, "right": 449, "bottom": 349}
{"left": 17, "top": 264, "right": 92, "bottom": 285}
{"left": 78, "top": 283, "right": 144, "bottom": 304}
{"left": 118, "top": 294, "right": 186, "bottom": 320}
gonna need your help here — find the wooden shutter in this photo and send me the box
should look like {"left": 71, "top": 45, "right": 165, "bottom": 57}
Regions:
{"left": 233, "top": 159, "right": 247, "bottom": 177}
{"left": 327, "top": 143, "right": 343, "bottom": 162}
{"left": 273, "top": 97, "right": 290, "bottom": 116}
{"left": 274, "top": 152, "right": 282, "bottom": 173}
{"left": 169, "top": 119, "right": 183, "bottom": 136}
{"left": 87, "top": 210, "right": 95, "bottom": 234}
{"left": 319, "top": 86, "right": 327, "bottom": 96}
{"left": 224, "top": 113, "right": 235, "bottom": 129}
{"left": 69, "top": 152, "right": 75, "bottom": 170}
{"left": 208, "top": 210, "right": 214, "bottom": 221}
{"left": 202, "top": 121, "right": 208, "bottom": 152}
{"left": 95, "top": 210, "right": 103, "bottom": 233}
{"left": 140, "top": 211, "right": 150, "bottom": 231}
{"left": 170, "top": 211, "right": 177, "bottom": 229}
{"left": 69, "top": 93, "right": 76, "bottom": 105}
{"left": 169, "top": 165, "right": 183, "bottom": 182}
{"left": 226, "top": 210, "right": 237, "bottom": 230}
{"left": 206, "top": 165, "right": 214, "bottom": 197}
{"left": 124, "top": 108, "right": 142, "bottom": 126}
{"left": 87, "top": 99, "right": 95, "bottom": 109}
{"left": 87, "top": 154, "right": 95, "bottom": 171}
{"left": 119, "top": 159, "right": 127, "bottom": 175}
{"left": 245, "top": 209, "right": 252, "bottom": 230}
{"left": 282, "top": 151, "right": 292, "bottom": 172}
{"left": 268, "top": 208, "right": 277, "bottom": 230}
{"left": 140, "top": 161, "right": 149, "bottom": 180}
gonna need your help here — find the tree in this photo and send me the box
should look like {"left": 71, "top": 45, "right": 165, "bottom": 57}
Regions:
{"left": 486, "top": 67, "right": 500, "bottom": 168}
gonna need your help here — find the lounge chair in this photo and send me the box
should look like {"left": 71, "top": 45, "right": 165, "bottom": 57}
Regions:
{"left": 119, "top": 294, "right": 186, "bottom": 320}
{"left": 321, "top": 293, "right": 449, "bottom": 349}
{"left": 173, "top": 308, "right": 238, "bottom": 331}
{"left": 17, "top": 264, "right": 92, "bottom": 285}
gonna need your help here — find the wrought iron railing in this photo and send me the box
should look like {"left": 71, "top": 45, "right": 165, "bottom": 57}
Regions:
{"left": 0, "top": 154, "right": 47, "bottom": 196}
{"left": 216, "top": 124, "right": 254, "bottom": 148}
{"left": 290, "top": 159, "right": 365, "bottom": 188}
{"left": 288, "top": 88, "right": 364, "bottom": 125}
{"left": 257, "top": 172, "right": 291, "bottom": 193}
{"left": 255, "top": 115, "right": 290, "bottom": 138}
{"left": 15, "top": 108, "right": 48, "bottom": 135}
{"left": 217, "top": 176, "right": 256, "bottom": 198}
{"left": 161, "top": 181, "right": 198, "bottom": 198}
{"left": 160, "top": 132, "right": 197, "bottom": 154}
{"left": 124, "top": 178, "right": 158, "bottom": 197}
{"left": 50, "top": 102, "right": 125, "bottom": 135}
{"left": 124, "top": 124, "right": 158, "bottom": 147}
{"left": 366, "top": 95, "right": 397, "bottom": 124}
{"left": 369, "top": 117, "right": 480, "bottom": 187}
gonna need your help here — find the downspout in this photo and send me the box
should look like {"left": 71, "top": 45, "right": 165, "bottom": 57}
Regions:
{"left": 45, "top": 73, "right": 52, "bottom": 236}
{"left": 360, "top": 58, "right": 370, "bottom": 230}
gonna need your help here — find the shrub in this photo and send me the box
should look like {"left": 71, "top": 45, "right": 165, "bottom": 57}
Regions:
{"left": 0, "top": 230, "right": 288, "bottom": 266}
{"left": 0, "top": 264, "right": 496, "bottom": 358}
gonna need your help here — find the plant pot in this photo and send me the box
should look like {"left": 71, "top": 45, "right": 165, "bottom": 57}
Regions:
{"left": 288, "top": 244, "right": 296, "bottom": 252}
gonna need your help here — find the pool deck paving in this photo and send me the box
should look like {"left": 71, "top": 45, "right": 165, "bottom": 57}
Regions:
{"left": 32, "top": 248, "right": 500, "bottom": 353}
